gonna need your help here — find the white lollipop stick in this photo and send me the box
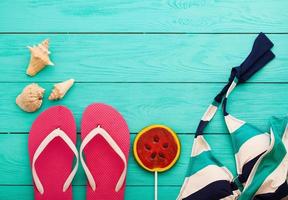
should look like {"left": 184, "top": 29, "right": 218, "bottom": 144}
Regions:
{"left": 155, "top": 171, "right": 158, "bottom": 200}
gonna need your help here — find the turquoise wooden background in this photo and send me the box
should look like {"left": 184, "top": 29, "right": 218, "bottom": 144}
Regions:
{"left": 0, "top": 0, "right": 287, "bottom": 199}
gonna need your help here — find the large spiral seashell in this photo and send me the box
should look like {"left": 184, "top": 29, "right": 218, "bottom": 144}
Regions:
{"left": 26, "top": 39, "right": 54, "bottom": 76}
{"left": 48, "top": 79, "right": 75, "bottom": 100}
{"left": 16, "top": 83, "right": 45, "bottom": 112}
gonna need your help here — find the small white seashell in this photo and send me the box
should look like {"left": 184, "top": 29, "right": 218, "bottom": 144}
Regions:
{"left": 48, "top": 79, "right": 75, "bottom": 100}
{"left": 26, "top": 39, "right": 54, "bottom": 76}
{"left": 16, "top": 83, "right": 45, "bottom": 112}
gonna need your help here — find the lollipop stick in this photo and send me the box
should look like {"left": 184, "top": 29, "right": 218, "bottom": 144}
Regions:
{"left": 155, "top": 171, "right": 158, "bottom": 200}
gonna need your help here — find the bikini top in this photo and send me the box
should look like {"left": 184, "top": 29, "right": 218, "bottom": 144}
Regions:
{"left": 177, "top": 33, "right": 288, "bottom": 200}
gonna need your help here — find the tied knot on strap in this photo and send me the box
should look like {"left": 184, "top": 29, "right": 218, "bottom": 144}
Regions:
{"left": 233, "top": 32, "right": 275, "bottom": 83}
{"left": 214, "top": 33, "right": 275, "bottom": 104}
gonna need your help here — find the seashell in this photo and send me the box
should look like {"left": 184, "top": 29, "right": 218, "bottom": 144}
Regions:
{"left": 16, "top": 83, "right": 45, "bottom": 112}
{"left": 26, "top": 39, "right": 54, "bottom": 76}
{"left": 49, "top": 79, "right": 75, "bottom": 100}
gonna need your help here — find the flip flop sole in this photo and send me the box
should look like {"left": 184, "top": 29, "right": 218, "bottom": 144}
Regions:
{"left": 81, "top": 103, "right": 130, "bottom": 200}
{"left": 28, "top": 106, "right": 76, "bottom": 200}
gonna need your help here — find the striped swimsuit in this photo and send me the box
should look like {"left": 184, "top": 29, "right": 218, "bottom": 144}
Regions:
{"left": 177, "top": 33, "right": 288, "bottom": 200}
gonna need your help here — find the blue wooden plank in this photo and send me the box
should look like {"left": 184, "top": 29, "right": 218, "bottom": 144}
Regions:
{"left": 0, "top": 0, "right": 287, "bottom": 32}
{"left": 0, "top": 34, "right": 287, "bottom": 82}
{"left": 0, "top": 134, "right": 236, "bottom": 186}
{"left": 0, "top": 186, "right": 180, "bottom": 200}
{"left": 0, "top": 83, "right": 287, "bottom": 133}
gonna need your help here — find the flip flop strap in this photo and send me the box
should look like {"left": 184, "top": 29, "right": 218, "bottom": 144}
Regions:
{"left": 32, "top": 128, "right": 79, "bottom": 195}
{"left": 80, "top": 125, "right": 127, "bottom": 192}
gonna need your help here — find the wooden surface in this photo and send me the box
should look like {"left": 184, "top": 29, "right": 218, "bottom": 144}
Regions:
{"left": 0, "top": 0, "right": 288, "bottom": 32}
{"left": 0, "top": 0, "right": 287, "bottom": 200}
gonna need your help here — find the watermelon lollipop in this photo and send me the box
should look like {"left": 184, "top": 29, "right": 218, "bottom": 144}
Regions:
{"left": 133, "top": 125, "right": 181, "bottom": 200}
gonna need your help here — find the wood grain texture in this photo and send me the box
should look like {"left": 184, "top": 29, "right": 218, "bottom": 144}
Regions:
{"left": 0, "top": 1, "right": 287, "bottom": 199}
{"left": 1, "top": 83, "right": 287, "bottom": 133}
{"left": 0, "top": 0, "right": 287, "bottom": 32}
{"left": 0, "top": 186, "right": 180, "bottom": 200}
{"left": 0, "top": 134, "right": 235, "bottom": 186}
{"left": 0, "top": 34, "right": 287, "bottom": 83}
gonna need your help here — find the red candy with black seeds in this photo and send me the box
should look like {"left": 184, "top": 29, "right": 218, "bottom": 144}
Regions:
{"left": 135, "top": 127, "right": 179, "bottom": 171}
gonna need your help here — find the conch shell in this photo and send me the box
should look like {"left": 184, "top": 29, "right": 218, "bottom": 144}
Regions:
{"left": 26, "top": 39, "right": 54, "bottom": 76}
{"left": 16, "top": 83, "right": 45, "bottom": 112}
{"left": 49, "top": 79, "right": 75, "bottom": 100}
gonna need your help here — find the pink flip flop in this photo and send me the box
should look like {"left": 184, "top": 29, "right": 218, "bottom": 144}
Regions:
{"left": 28, "top": 106, "right": 78, "bottom": 200}
{"left": 80, "top": 103, "right": 130, "bottom": 200}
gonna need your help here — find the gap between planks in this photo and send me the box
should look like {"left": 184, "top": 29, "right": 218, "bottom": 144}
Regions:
{"left": 0, "top": 184, "right": 181, "bottom": 187}
{"left": 0, "top": 132, "right": 223, "bottom": 135}
{"left": 0, "top": 32, "right": 288, "bottom": 35}
{"left": 1, "top": 81, "right": 288, "bottom": 84}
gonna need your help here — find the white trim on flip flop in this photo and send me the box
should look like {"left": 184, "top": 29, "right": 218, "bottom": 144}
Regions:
{"left": 32, "top": 128, "right": 79, "bottom": 194}
{"left": 80, "top": 125, "right": 127, "bottom": 192}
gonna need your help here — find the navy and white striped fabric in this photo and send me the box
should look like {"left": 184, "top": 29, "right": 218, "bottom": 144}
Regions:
{"left": 177, "top": 33, "right": 288, "bottom": 200}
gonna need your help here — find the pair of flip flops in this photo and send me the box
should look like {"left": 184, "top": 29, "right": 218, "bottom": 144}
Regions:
{"left": 28, "top": 103, "right": 130, "bottom": 200}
